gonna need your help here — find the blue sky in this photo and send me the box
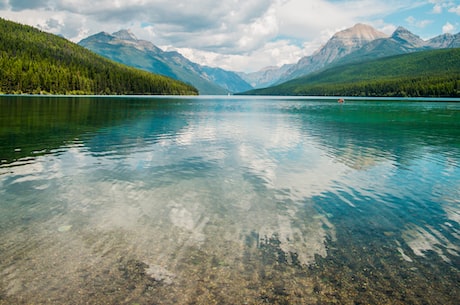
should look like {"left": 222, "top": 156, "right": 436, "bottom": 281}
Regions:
{"left": 384, "top": 1, "right": 459, "bottom": 39}
{"left": 1, "top": 0, "right": 459, "bottom": 72}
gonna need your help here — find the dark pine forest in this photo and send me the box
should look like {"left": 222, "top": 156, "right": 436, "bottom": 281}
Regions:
{"left": 0, "top": 18, "right": 198, "bottom": 95}
{"left": 243, "top": 48, "right": 460, "bottom": 97}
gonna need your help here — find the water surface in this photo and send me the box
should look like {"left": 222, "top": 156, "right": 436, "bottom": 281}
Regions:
{"left": 1, "top": 96, "right": 459, "bottom": 304}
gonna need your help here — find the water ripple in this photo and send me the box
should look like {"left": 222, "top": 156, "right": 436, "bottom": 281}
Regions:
{"left": 1, "top": 96, "right": 459, "bottom": 304}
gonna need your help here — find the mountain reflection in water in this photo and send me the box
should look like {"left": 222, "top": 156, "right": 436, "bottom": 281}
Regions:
{"left": 0, "top": 96, "right": 459, "bottom": 305}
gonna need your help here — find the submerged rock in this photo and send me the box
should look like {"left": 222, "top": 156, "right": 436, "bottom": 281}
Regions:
{"left": 57, "top": 225, "right": 72, "bottom": 232}
{"left": 145, "top": 264, "right": 175, "bottom": 285}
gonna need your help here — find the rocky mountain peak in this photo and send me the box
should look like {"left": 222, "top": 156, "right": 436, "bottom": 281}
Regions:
{"left": 427, "top": 33, "right": 454, "bottom": 48}
{"left": 333, "top": 23, "right": 388, "bottom": 43}
{"left": 274, "top": 24, "right": 389, "bottom": 84}
{"left": 322, "top": 23, "right": 388, "bottom": 57}
{"left": 310, "top": 24, "right": 387, "bottom": 65}
{"left": 392, "top": 26, "right": 411, "bottom": 36}
{"left": 391, "top": 26, "right": 425, "bottom": 47}
{"left": 112, "top": 29, "right": 138, "bottom": 41}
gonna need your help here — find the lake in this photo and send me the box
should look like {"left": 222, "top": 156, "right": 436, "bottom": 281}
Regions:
{"left": 0, "top": 95, "right": 459, "bottom": 304}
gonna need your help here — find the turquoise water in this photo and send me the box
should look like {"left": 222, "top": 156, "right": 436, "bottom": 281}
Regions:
{"left": 0, "top": 96, "right": 459, "bottom": 304}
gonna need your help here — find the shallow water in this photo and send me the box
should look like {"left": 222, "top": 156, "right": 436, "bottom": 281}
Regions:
{"left": 0, "top": 96, "right": 459, "bottom": 304}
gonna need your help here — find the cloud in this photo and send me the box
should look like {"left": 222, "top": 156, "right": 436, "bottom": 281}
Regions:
{"left": 430, "top": 0, "right": 460, "bottom": 15}
{"left": 54, "top": 0, "right": 277, "bottom": 54}
{"left": 0, "top": 0, "right": 450, "bottom": 72}
{"left": 268, "top": 0, "right": 412, "bottom": 48}
{"left": 3, "top": 1, "right": 405, "bottom": 45}
{"left": 432, "top": 4, "right": 442, "bottom": 14}
{"left": 442, "top": 21, "right": 454, "bottom": 33}
{"left": 405, "top": 16, "right": 433, "bottom": 28}
{"left": 172, "top": 38, "right": 311, "bottom": 72}
{"left": 448, "top": 5, "right": 460, "bottom": 15}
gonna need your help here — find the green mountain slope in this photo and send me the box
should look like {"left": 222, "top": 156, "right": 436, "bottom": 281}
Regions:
{"left": 0, "top": 18, "right": 198, "bottom": 95}
{"left": 242, "top": 48, "right": 460, "bottom": 97}
{"left": 79, "top": 31, "right": 253, "bottom": 95}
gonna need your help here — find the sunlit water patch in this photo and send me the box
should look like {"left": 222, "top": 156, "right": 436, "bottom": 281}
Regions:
{"left": 0, "top": 96, "right": 459, "bottom": 304}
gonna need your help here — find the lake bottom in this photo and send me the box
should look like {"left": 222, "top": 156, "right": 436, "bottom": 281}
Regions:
{"left": 0, "top": 96, "right": 459, "bottom": 304}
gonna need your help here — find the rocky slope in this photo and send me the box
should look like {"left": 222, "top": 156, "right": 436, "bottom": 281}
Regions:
{"left": 238, "top": 64, "right": 293, "bottom": 89}
{"left": 243, "top": 24, "right": 460, "bottom": 89}
{"left": 273, "top": 24, "right": 389, "bottom": 85}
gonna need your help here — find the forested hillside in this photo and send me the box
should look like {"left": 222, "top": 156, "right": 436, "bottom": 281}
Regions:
{"left": 242, "top": 48, "right": 460, "bottom": 97}
{"left": 79, "top": 30, "right": 252, "bottom": 95}
{"left": 0, "top": 18, "right": 198, "bottom": 95}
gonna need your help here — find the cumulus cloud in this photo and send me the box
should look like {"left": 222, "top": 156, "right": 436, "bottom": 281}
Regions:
{"left": 56, "top": 0, "right": 278, "bottom": 55}
{"left": 448, "top": 5, "right": 460, "bottom": 15}
{"left": 405, "top": 16, "right": 433, "bottom": 29}
{"left": 442, "top": 21, "right": 454, "bottom": 33}
{"left": 432, "top": 4, "right": 442, "bottom": 14}
{"left": 430, "top": 0, "right": 460, "bottom": 15}
{"left": 275, "top": 0, "right": 400, "bottom": 40}
{"left": 172, "top": 38, "right": 310, "bottom": 72}
{"left": 0, "top": 0, "right": 450, "bottom": 72}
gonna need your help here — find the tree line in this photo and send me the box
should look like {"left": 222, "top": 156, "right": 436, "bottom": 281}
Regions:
{"left": 244, "top": 48, "right": 460, "bottom": 97}
{"left": 0, "top": 18, "right": 198, "bottom": 95}
{"left": 288, "top": 74, "right": 460, "bottom": 97}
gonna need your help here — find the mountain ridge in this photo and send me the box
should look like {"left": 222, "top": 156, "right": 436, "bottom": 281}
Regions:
{"left": 79, "top": 31, "right": 252, "bottom": 95}
{"left": 240, "top": 48, "right": 460, "bottom": 97}
{"left": 112, "top": 29, "right": 138, "bottom": 41}
{"left": 241, "top": 24, "right": 460, "bottom": 89}
{"left": 276, "top": 24, "right": 388, "bottom": 84}
{"left": 240, "top": 23, "right": 388, "bottom": 87}
{"left": 0, "top": 18, "right": 198, "bottom": 95}
{"left": 391, "top": 26, "right": 427, "bottom": 49}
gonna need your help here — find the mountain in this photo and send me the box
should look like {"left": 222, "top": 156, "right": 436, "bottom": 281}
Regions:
{"left": 244, "top": 24, "right": 460, "bottom": 89}
{"left": 268, "top": 24, "right": 389, "bottom": 86}
{"left": 238, "top": 64, "right": 294, "bottom": 89}
{"left": 331, "top": 27, "right": 460, "bottom": 69}
{"left": 427, "top": 33, "right": 455, "bottom": 48}
{"left": 329, "top": 27, "right": 427, "bottom": 67}
{"left": 390, "top": 26, "right": 427, "bottom": 49}
{"left": 241, "top": 48, "right": 460, "bottom": 97}
{"left": 0, "top": 18, "right": 197, "bottom": 95}
{"left": 427, "top": 32, "right": 460, "bottom": 48}
{"left": 112, "top": 29, "right": 138, "bottom": 41}
{"left": 79, "top": 30, "right": 252, "bottom": 95}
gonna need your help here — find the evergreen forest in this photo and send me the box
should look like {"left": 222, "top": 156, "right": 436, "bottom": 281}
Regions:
{"left": 0, "top": 18, "right": 198, "bottom": 95}
{"left": 243, "top": 48, "right": 460, "bottom": 97}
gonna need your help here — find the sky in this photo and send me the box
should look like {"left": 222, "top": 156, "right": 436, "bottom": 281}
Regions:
{"left": 1, "top": 0, "right": 459, "bottom": 72}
